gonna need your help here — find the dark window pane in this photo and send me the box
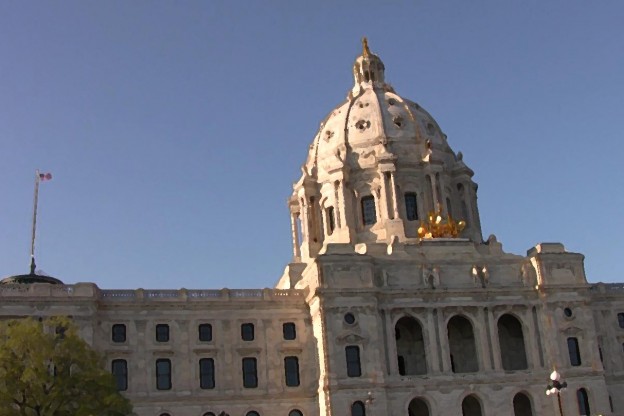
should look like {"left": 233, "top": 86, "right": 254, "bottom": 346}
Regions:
{"left": 327, "top": 207, "right": 336, "bottom": 233}
{"left": 351, "top": 401, "right": 366, "bottom": 416}
{"left": 246, "top": 412, "right": 260, "bottom": 416}
{"left": 405, "top": 193, "right": 418, "bottom": 221}
{"left": 346, "top": 346, "right": 361, "bottom": 377}
{"left": 156, "top": 359, "right": 171, "bottom": 390}
{"left": 156, "top": 324, "right": 169, "bottom": 342}
{"left": 284, "top": 356, "right": 300, "bottom": 387}
{"left": 618, "top": 313, "right": 624, "bottom": 329}
{"left": 289, "top": 411, "right": 303, "bottom": 416}
{"left": 577, "top": 388, "right": 591, "bottom": 415}
{"left": 199, "top": 324, "right": 213, "bottom": 342}
{"left": 283, "top": 322, "right": 296, "bottom": 340}
{"left": 112, "top": 324, "right": 126, "bottom": 343}
{"left": 568, "top": 337, "right": 581, "bottom": 366}
{"left": 242, "top": 357, "right": 258, "bottom": 388}
{"left": 361, "top": 196, "right": 376, "bottom": 225}
{"left": 203, "top": 413, "right": 216, "bottom": 416}
{"left": 241, "top": 323, "right": 255, "bottom": 341}
{"left": 199, "top": 358, "right": 215, "bottom": 389}
{"left": 111, "top": 359, "right": 128, "bottom": 391}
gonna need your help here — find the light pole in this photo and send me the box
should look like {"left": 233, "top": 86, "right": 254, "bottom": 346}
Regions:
{"left": 546, "top": 369, "right": 567, "bottom": 416}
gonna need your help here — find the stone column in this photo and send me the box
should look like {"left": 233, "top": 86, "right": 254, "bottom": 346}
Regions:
{"left": 437, "top": 309, "right": 451, "bottom": 373}
{"left": 478, "top": 308, "right": 493, "bottom": 371}
{"left": 426, "top": 308, "right": 441, "bottom": 373}
{"left": 290, "top": 211, "right": 301, "bottom": 259}
{"left": 390, "top": 172, "right": 399, "bottom": 219}
{"left": 379, "top": 173, "right": 391, "bottom": 220}
{"left": 487, "top": 308, "right": 502, "bottom": 370}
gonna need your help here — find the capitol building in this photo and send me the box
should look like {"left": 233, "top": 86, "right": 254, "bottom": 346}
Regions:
{"left": 1, "top": 40, "right": 622, "bottom": 416}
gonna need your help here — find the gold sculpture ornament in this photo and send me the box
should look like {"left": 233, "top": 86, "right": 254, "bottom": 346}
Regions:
{"left": 417, "top": 207, "right": 466, "bottom": 239}
{"left": 362, "top": 37, "right": 371, "bottom": 57}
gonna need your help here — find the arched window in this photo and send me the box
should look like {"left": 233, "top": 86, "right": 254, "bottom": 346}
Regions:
{"left": 498, "top": 314, "right": 528, "bottom": 371}
{"left": 395, "top": 317, "right": 426, "bottom": 375}
{"left": 246, "top": 412, "right": 260, "bottom": 416}
{"left": 567, "top": 337, "right": 581, "bottom": 366}
{"left": 461, "top": 395, "right": 483, "bottom": 416}
{"left": 345, "top": 345, "right": 361, "bottom": 377}
{"left": 577, "top": 388, "right": 591, "bottom": 416}
{"left": 405, "top": 192, "right": 418, "bottom": 221}
{"left": 351, "top": 401, "right": 366, "bottom": 416}
{"left": 408, "top": 397, "right": 430, "bottom": 416}
{"left": 159, "top": 414, "right": 171, "bottom": 416}
{"left": 361, "top": 196, "right": 376, "bottom": 225}
{"left": 289, "top": 410, "right": 303, "bottom": 416}
{"left": 447, "top": 316, "right": 478, "bottom": 373}
{"left": 202, "top": 413, "right": 215, "bottom": 416}
{"left": 513, "top": 392, "right": 534, "bottom": 416}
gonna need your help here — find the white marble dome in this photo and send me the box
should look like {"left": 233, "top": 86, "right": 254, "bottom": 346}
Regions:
{"left": 289, "top": 40, "right": 483, "bottom": 262}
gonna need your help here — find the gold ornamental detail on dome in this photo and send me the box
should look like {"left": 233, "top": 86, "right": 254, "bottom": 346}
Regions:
{"left": 417, "top": 207, "right": 466, "bottom": 239}
{"left": 362, "top": 37, "right": 371, "bottom": 57}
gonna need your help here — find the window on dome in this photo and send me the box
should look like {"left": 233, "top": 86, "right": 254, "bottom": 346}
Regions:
{"left": 326, "top": 207, "right": 336, "bottom": 234}
{"left": 361, "top": 196, "right": 376, "bottom": 226}
{"left": 405, "top": 193, "right": 418, "bottom": 221}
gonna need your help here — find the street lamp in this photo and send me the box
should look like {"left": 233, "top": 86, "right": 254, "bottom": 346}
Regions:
{"left": 546, "top": 369, "right": 567, "bottom": 416}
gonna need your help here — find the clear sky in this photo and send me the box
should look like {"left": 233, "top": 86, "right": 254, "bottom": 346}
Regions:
{"left": 1, "top": 1, "right": 622, "bottom": 289}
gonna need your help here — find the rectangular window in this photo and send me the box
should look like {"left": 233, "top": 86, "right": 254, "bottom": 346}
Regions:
{"left": 405, "top": 192, "right": 418, "bottom": 221}
{"left": 199, "top": 324, "right": 213, "bottom": 342}
{"left": 345, "top": 345, "right": 361, "bottom": 377}
{"left": 361, "top": 196, "right": 377, "bottom": 225}
{"left": 618, "top": 313, "right": 624, "bottom": 328}
{"left": 156, "top": 324, "right": 169, "bottom": 342}
{"left": 284, "top": 356, "right": 300, "bottom": 387}
{"left": 242, "top": 357, "right": 258, "bottom": 388}
{"left": 568, "top": 337, "right": 581, "bottom": 366}
{"left": 111, "top": 359, "right": 128, "bottom": 391}
{"left": 199, "top": 358, "right": 215, "bottom": 389}
{"left": 156, "top": 359, "right": 171, "bottom": 390}
{"left": 283, "top": 322, "right": 296, "bottom": 340}
{"left": 112, "top": 324, "right": 126, "bottom": 343}
{"left": 327, "top": 207, "right": 336, "bottom": 234}
{"left": 241, "top": 323, "right": 254, "bottom": 341}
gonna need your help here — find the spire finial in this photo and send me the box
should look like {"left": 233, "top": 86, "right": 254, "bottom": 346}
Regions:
{"left": 362, "top": 37, "right": 371, "bottom": 57}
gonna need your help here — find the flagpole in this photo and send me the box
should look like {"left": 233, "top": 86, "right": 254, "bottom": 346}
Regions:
{"left": 30, "top": 170, "right": 41, "bottom": 274}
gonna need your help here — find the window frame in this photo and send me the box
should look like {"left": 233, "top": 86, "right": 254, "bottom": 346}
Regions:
{"left": 361, "top": 195, "right": 377, "bottom": 226}
{"left": 155, "top": 324, "right": 170, "bottom": 343}
{"left": 567, "top": 337, "right": 582, "bottom": 366}
{"left": 111, "top": 359, "right": 128, "bottom": 391}
{"left": 345, "top": 345, "right": 362, "bottom": 377}
{"left": 156, "top": 358, "right": 172, "bottom": 390}
{"left": 283, "top": 322, "right": 296, "bottom": 340}
{"left": 111, "top": 324, "right": 126, "bottom": 343}
{"left": 242, "top": 357, "right": 258, "bottom": 388}
{"left": 284, "top": 356, "right": 300, "bottom": 387}
{"left": 241, "top": 323, "right": 255, "bottom": 341}
{"left": 199, "top": 358, "right": 215, "bottom": 389}
{"left": 198, "top": 323, "right": 213, "bottom": 342}
{"left": 404, "top": 192, "right": 419, "bottom": 221}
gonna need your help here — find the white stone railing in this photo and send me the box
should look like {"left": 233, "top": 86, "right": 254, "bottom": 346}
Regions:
{"left": 0, "top": 284, "right": 305, "bottom": 301}
{"left": 590, "top": 283, "right": 624, "bottom": 294}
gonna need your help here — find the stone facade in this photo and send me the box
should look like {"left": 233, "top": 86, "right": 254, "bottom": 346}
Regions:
{"left": 1, "top": 41, "right": 622, "bottom": 416}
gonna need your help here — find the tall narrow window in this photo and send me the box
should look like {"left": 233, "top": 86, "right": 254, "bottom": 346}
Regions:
{"left": 361, "top": 196, "right": 376, "bottom": 225}
{"left": 156, "top": 359, "right": 171, "bottom": 390}
{"left": 156, "top": 324, "right": 169, "bottom": 342}
{"left": 327, "top": 207, "right": 336, "bottom": 234}
{"left": 111, "top": 359, "right": 128, "bottom": 391}
{"left": 405, "top": 192, "right": 418, "bottom": 221}
{"left": 283, "top": 322, "right": 296, "bottom": 340}
{"left": 618, "top": 313, "right": 624, "bottom": 328}
{"left": 199, "top": 358, "right": 215, "bottom": 389}
{"left": 241, "top": 323, "right": 255, "bottom": 341}
{"left": 351, "top": 401, "right": 366, "bottom": 416}
{"left": 242, "top": 357, "right": 258, "bottom": 388}
{"left": 345, "top": 345, "right": 361, "bottom": 377}
{"left": 112, "top": 324, "right": 126, "bottom": 343}
{"left": 199, "top": 323, "right": 212, "bottom": 342}
{"left": 577, "top": 388, "right": 591, "bottom": 415}
{"left": 567, "top": 337, "right": 581, "bottom": 366}
{"left": 284, "top": 356, "right": 300, "bottom": 387}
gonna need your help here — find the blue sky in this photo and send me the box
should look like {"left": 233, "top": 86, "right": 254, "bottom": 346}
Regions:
{"left": 1, "top": 1, "right": 622, "bottom": 289}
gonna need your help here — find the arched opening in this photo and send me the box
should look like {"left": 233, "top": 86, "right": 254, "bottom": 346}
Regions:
{"left": 395, "top": 317, "right": 426, "bottom": 375}
{"left": 577, "top": 388, "right": 591, "bottom": 415}
{"left": 513, "top": 392, "right": 534, "bottom": 416}
{"left": 408, "top": 397, "right": 430, "bottom": 416}
{"left": 351, "top": 401, "right": 366, "bottom": 416}
{"left": 447, "top": 316, "right": 478, "bottom": 373}
{"left": 462, "top": 395, "right": 483, "bottom": 416}
{"left": 498, "top": 314, "right": 528, "bottom": 370}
